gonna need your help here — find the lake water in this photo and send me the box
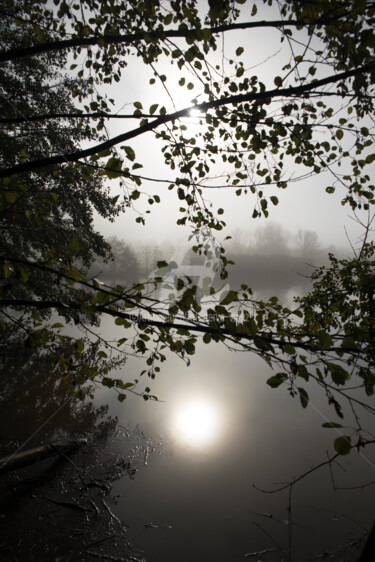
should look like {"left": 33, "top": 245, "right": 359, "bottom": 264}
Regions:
{"left": 1, "top": 276, "right": 374, "bottom": 561}
{"left": 92, "top": 315, "right": 375, "bottom": 562}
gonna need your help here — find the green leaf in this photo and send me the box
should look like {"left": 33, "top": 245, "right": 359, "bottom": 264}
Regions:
{"left": 175, "top": 277, "right": 184, "bottom": 291}
{"left": 5, "top": 192, "right": 17, "bottom": 203}
{"left": 164, "top": 13, "right": 173, "bottom": 25}
{"left": 130, "top": 189, "right": 140, "bottom": 200}
{"left": 184, "top": 339, "right": 195, "bottom": 355}
{"left": 236, "top": 46, "right": 244, "bottom": 56}
{"left": 202, "top": 28, "right": 212, "bottom": 41}
{"left": 297, "top": 365, "right": 309, "bottom": 381}
{"left": 334, "top": 435, "right": 351, "bottom": 455}
{"left": 203, "top": 333, "right": 211, "bottom": 344}
{"left": 220, "top": 290, "right": 238, "bottom": 306}
{"left": 317, "top": 331, "right": 332, "bottom": 350}
{"left": 283, "top": 344, "right": 296, "bottom": 355}
{"left": 104, "top": 157, "right": 123, "bottom": 178}
{"left": 82, "top": 25, "right": 91, "bottom": 37}
{"left": 267, "top": 373, "right": 287, "bottom": 388}
{"left": 298, "top": 387, "right": 309, "bottom": 408}
{"left": 122, "top": 382, "right": 135, "bottom": 389}
{"left": 245, "top": 318, "right": 257, "bottom": 336}
{"left": 67, "top": 237, "right": 81, "bottom": 253}
{"left": 122, "top": 145, "right": 136, "bottom": 161}
{"left": 149, "top": 104, "right": 159, "bottom": 115}
{"left": 333, "top": 399, "right": 344, "bottom": 419}
{"left": 322, "top": 422, "right": 343, "bottom": 428}
{"left": 20, "top": 268, "right": 28, "bottom": 283}
{"left": 327, "top": 362, "right": 349, "bottom": 385}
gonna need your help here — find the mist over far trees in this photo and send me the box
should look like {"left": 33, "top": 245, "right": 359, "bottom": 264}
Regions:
{"left": 229, "top": 224, "right": 326, "bottom": 257}
{"left": 88, "top": 236, "right": 140, "bottom": 286}
{"left": 1, "top": 0, "right": 375, "bottom": 459}
{"left": 95, "top": 226, "right": 338, "bottom": 299}
{"left": 295, "top": 228, "right": 320, "bottom": 258}
{"left": 223, "top": 225, "right": 339, "bottom": 293}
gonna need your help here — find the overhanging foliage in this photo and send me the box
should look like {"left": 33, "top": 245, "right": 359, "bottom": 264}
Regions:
{"left": 0, "top": 0, "right": 375, "bottom": 454}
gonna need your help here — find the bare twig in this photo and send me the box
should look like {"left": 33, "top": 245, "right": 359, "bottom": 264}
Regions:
{"left": 47, "top": 498, "right": 92, "bottom": 512}
{"left": 287, "top": 485, "right": 293, "bottom": 562}
{"left": 253, "top": 441, "right": 375, "bottom": 494}
{"left": 252, "top": 520, "right": 288, "bottom": 560}
{"left": 60, "top": 452, "right": 87, "bottom": 488}
{"left": 84, "top": 534, "right": 117, "bottom": 549}
{"left": 101, "top": 499, "right": 123, "bottom": 527}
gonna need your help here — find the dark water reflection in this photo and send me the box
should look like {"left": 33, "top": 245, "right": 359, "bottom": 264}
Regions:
{"left": 1, "top": 279, "right": 374, "bottom": 560}
{"left": 0, "top": 350, "right": 117, "bottom": 456}
{"left": 94, "top": 332, "right": 375, "bottom": 561}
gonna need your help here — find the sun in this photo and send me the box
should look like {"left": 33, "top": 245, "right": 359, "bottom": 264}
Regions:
{"left": 188, "top": 108, "right": 202, "bottom": 118}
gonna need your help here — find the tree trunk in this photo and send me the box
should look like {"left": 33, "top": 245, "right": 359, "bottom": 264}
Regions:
{"left": 0, "top": 438, "right": 87, "bottom": 474}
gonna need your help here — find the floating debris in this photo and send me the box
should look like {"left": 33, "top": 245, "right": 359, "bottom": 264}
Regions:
{"left": 144, "top": 522, "right": 173, "bottom": 529}
{"left": 144, "top": 447, "right": 149, "bottom": 466}
{"left": 245, "top": 547, "right": 277, "bottom": 558}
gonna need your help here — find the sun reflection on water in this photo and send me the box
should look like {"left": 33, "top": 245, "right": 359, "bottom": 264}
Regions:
{"left": 172, "top": 399, "right": 223, "bottom": 449}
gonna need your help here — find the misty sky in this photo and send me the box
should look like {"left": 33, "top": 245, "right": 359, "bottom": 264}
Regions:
{"left": 91, "top": 2, "right": 374, "bottom": 255}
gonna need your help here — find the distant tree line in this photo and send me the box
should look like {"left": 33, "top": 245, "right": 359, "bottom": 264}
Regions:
{"left": 88, "top": 237, "right": 173, "bottom": 286}
{"left": 95, "top": 226, "right": 330, "bottom": 296}
{"left": 228, "top": 224, "right": 324, "bottom": 258}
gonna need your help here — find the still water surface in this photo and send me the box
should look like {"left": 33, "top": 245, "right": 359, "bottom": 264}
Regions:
{"left": 1, "top": 285, "right": 374, "bottom": 561}
{"left": 93, "top": 323, "right": 375, "bottom": 562}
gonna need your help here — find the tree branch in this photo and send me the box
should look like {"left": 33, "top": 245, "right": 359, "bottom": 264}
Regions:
{"left": 0, "top": 112, "right": 153, "bottom": 125}
{"left": 0, "top": 15, "right": 348, "bottom": 63}
{"left": 0, "top": 296, "right": 366, "bottom": 356}
{"left": 1, "top": 61, "right": 373, "bottom": 179}
{"left": 253, "top": 440, "right": 375, "bottom": 494}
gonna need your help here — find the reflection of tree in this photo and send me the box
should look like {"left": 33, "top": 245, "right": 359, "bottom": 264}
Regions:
{"left": 0, "top": 336, "right": 117, "bottom": 456}
{"left": 227, "top": 253, "right": 312, "bottom": 295}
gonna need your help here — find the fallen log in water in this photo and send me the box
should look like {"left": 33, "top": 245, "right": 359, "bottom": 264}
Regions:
{"left": 0, "top": 438, "right": 87, "bottom": 475}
